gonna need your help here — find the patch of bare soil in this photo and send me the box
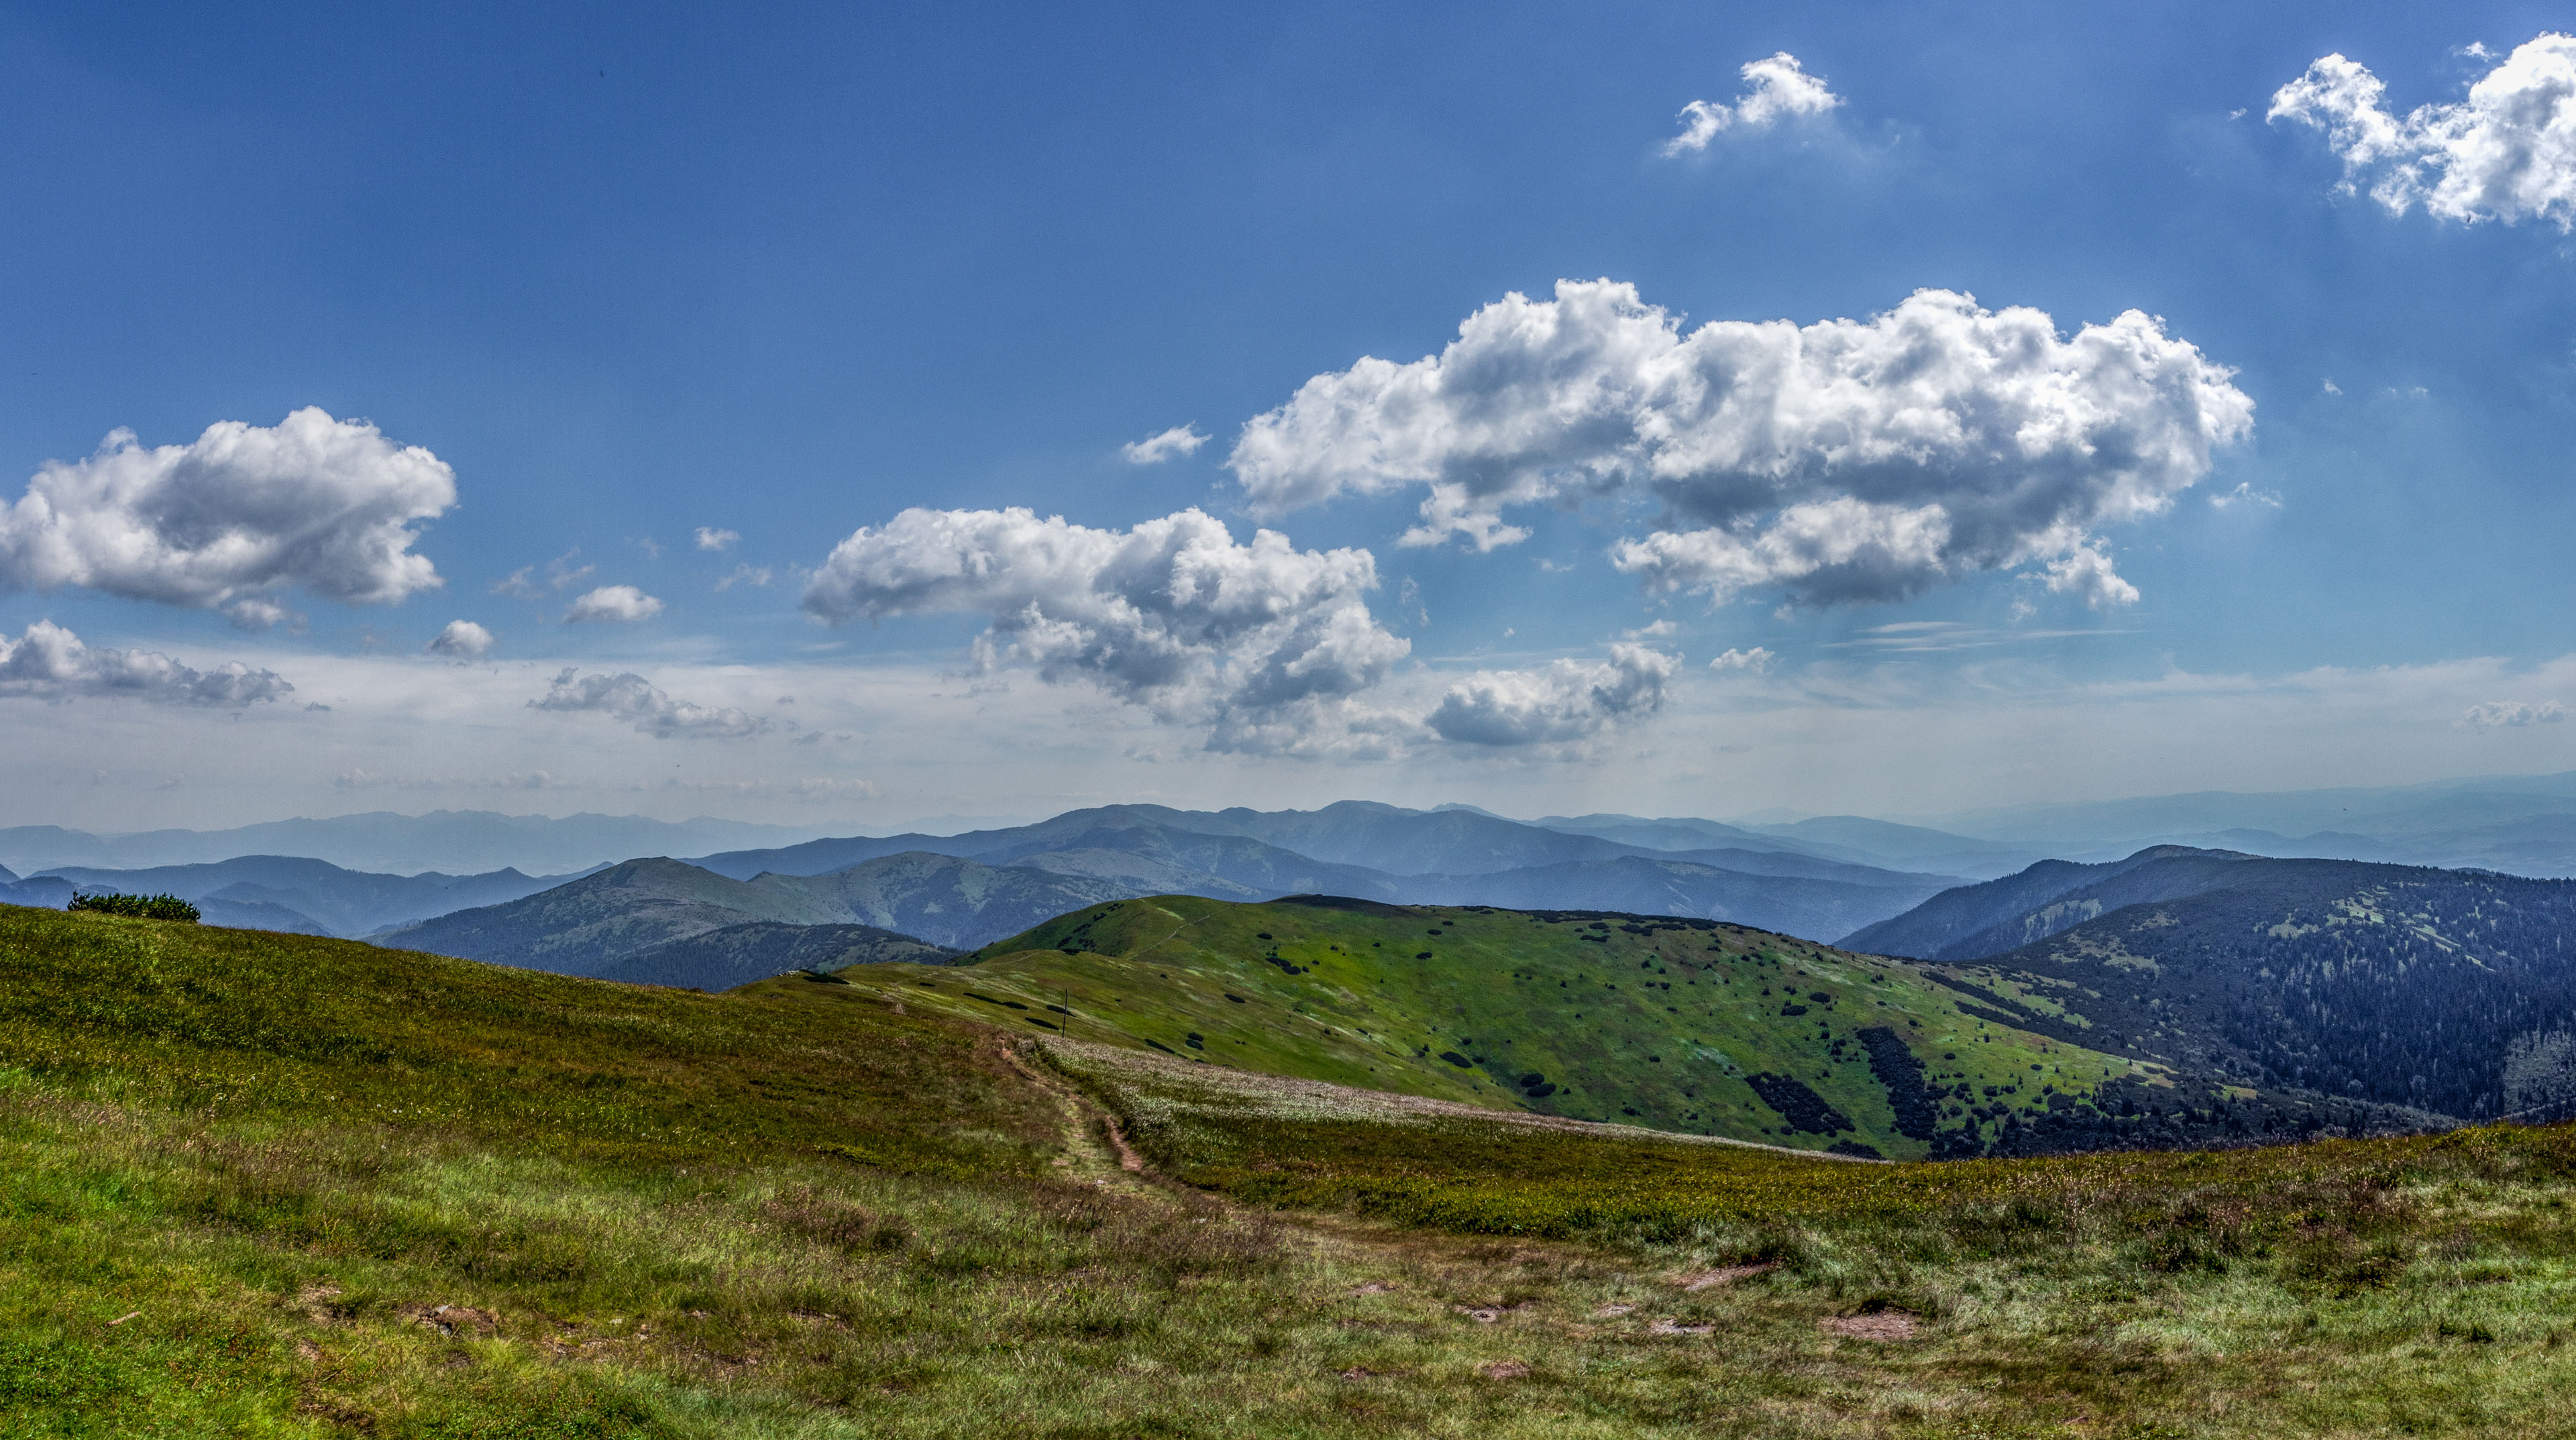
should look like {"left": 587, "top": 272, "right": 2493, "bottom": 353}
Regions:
{"left": 1350, "top": 1281, "right": 1395, "bottom": 1295}
{"left": 297, "top": 1284, "right": 345, "bottom": 1323}
{"left": 1649, "top": 1319, "right": 1715, "bottom": 1335}
{"left": 1477, "top": 1360, "right": 1531, "bottom": 1380}
{"left": 1821, "top": 1307, "right": 1920, "bottom": 1341}
{"left": 1672, "top": 1262, "right": 1778, "bottom": 1290}
{"left": 1592, "top": 1303, "right": 1635, "bottom": 1319}
{"left": 405, "top": 1304, "right": 498, "bottom": 1337}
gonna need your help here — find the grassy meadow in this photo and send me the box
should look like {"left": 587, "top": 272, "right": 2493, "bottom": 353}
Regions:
{"left": 2, "top": 900, "right": 2574, "bottom": 1437}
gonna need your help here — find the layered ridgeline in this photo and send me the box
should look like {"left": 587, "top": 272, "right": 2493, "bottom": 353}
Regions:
{"left": 5, "top": 802, "right": 1973, "bottom": 959}
{"left": 689, "top": 801, "right": 1965, "bottom": 940}
{"left": 14, "top": 855, "right": 580, "bottom": 938}
{"left": 360, "top": 802, "right": 1974, "bottom": 983}
{"left": 373, "top": 854, "right": 1067, "bottom": 981}
{"left": 842, "top": 895, "right": 2419, "bottom": 1161}
{"left": 1848, "top": 853, "right": 2576, "bottom": 1123}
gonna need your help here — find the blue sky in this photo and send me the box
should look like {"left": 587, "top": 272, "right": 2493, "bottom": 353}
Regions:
{"left": 3, "top": 1, "right": 2575, "bottom": 831}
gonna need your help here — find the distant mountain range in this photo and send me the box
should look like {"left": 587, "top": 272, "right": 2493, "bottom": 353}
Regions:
{"left": 682, "top": 803, "right": 1960, "bottom": 938}
{"left": 22, "top": 771, "right": 2576, "bottom": 1015}
{"left": 19, "top": 856, "right": 581, "bottom": 938}
{"left": 20, "top": 766, "right": 2576, "bottom": 889}
{"left": 0, "top": 810, "right": 857, "bottom": 878}
{"left": 0, "top": 803, "right": 1972, "bottom": 987}
{"left": 1908, "top": 770, "right": 2576, "bottom": 877}
{"left": 376, "top": 853, "right": 1127, "bottom": 975}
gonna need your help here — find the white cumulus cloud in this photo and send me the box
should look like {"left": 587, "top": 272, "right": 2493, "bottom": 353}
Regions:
{"left": 802, "top": 506, "right": 1409, "bottom": 753}
{"left": 1426, "top": 643, "right": 1677, "bottom": 746}
{"left": 695, "top": 527, "right": 739, "bottom": 551}
{"left": 2270, "top": 34, "right": 2576, "bottom": 228}
{"left": 564, "top": 585, "right": 664, "bottom": 623}
{"left": 0, "top": 408, "right": 456, "bottom": 630}
{"left": 1662, "top": 52, "right": 1842, "bottom": 154}
{"left": 1120, "top": 425, "right": 1209, "bottom": 464}
{"left": 1709, "top": 645, "right": 1776, "bottom": 673}
{"left": 1231, "top": 282, "right": 2251, "bottom": 608}
{"left": 426, "top": 619, "right": 494, "bottom": 657}
{"left": 0, "top": 620, "right": 293, "bottom": 707}
{"left": 2461, "top": 700, "right": 2568, "bottom": 727}
{"left": 531, "top": 668, "right": 766, "bottom": 738}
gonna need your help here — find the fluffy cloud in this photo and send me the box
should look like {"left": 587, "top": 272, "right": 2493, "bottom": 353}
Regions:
{"left": 426, "top": 619, "right": 494, "bottom": 657}
{"left": 531, "top": 668, "right": 765, "bottom": 738}
{"left": 1120, "top": 425, "right": 1209, "bottom": 464}
{"left": 695, "top": 527, "right": 739, "bottom": 551}
{"left": 564, "top": 585, "right": 663, "bottom": 623}
{"left": 1232, "top": 282, "right": 2251, "bottom": 606}
{"left": 2270, "top": 35, "right": 2576, "bottom": 229}
{"left": 802, "top": 506, "right": 1408, "bottom": 751}
{"left": 0, "top": 620, "right": 293, "bottom": 706}
{"left": 1426, "top": 643, "right": 1676, "bottom": 746}
{"left": 1662, "top": 52, "right": 1841, "bottom": 154}
{"left": 1709, "top": 645, "right": 1776, "bottom": 673}
{"left": 0, "top": 408, "right": 456, "bottom": 629}
{"left": 2461, "top": 700, "right": 2567, "bottom": 727}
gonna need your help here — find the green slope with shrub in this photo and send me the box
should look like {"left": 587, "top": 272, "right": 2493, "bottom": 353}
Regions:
{"left": 844, "top": 894, "right": 2410, "bottom": 1161}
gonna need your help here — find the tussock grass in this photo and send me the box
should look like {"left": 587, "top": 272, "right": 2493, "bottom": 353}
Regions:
{"left": 3, "top": 903, "right": 2575, "bottom": 1436}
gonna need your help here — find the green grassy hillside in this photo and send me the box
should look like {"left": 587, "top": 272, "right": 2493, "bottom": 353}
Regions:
{"left": 853, "top": 894, "right": 2403, "bottom": 1160}
{"left": 5, "top": 901, "right": 2576, "bottom": 1437}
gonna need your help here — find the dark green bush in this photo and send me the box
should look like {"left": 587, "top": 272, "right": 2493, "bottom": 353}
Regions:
{"left": 67, "top": 891, "right": 200, "bottom": 923}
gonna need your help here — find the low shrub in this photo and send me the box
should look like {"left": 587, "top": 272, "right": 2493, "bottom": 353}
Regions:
{"left": 67, "top": 891, "right": 199, "bottom": 922}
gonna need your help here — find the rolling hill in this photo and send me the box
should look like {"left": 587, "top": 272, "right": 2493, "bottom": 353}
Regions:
{"left": 376, "top": 851, "right": 1132, "bottom": 971}
{"left": 843, "top": 894, "right": 2421, "bottom": 1161}
{"left": 592, "top": 920, "right": 956, "bottom": 989}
